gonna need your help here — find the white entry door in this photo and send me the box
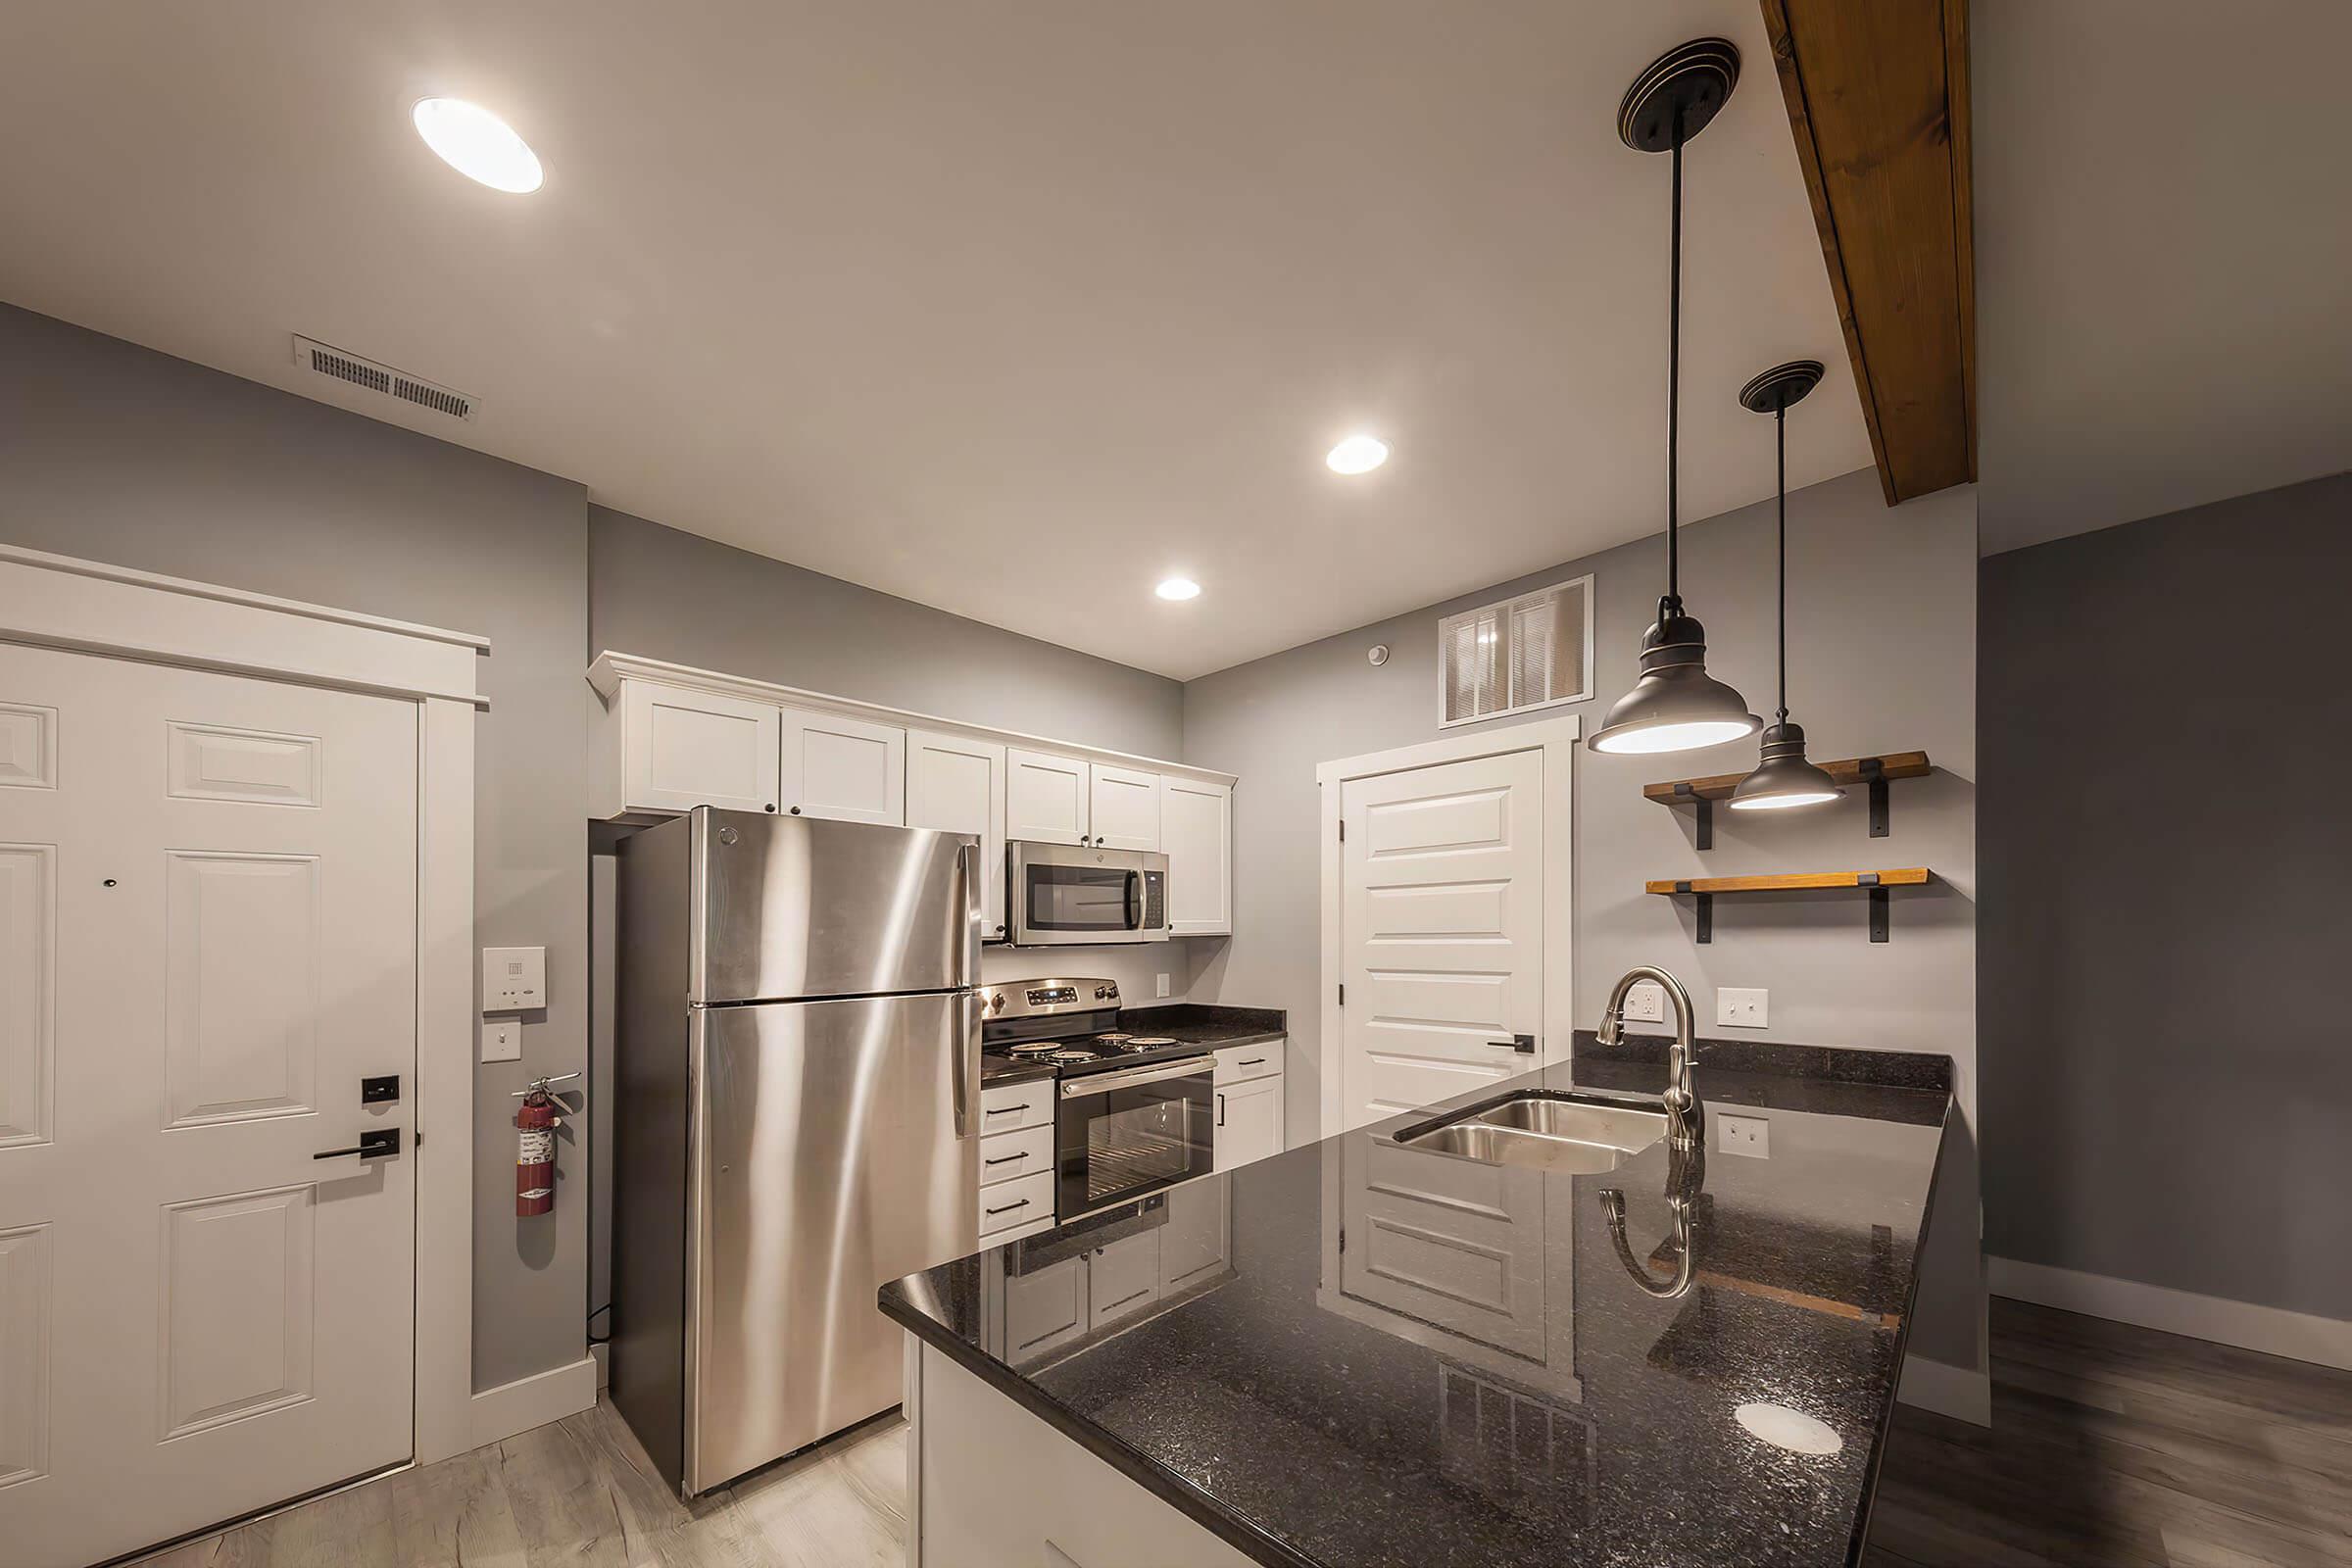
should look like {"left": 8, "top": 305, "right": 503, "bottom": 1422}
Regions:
{"left": 0, "top": 643, "right": 418, "bottom": 1568}
{"left": 1339, "top": 749, "right": 1544, "bottom": 1129}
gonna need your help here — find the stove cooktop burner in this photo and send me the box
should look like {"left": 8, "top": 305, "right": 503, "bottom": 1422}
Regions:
{"left": 1004, "top": 1041, "right": 1062, "bottom": 1057}
{"left": 1119, "top": 1035, "right": 1178, "bottom": 1049}
{"left": 1046, "top": 1048, "right": 1100, "bottom": 1064}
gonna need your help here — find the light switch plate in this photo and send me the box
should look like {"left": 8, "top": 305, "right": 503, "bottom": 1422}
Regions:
{"left": 480, "top": 1019, "right": 522, "bottom": 1063}
{"left": 1717, "top": 987, "right": 1768, "bottom": 1029}
{"left": 482, "top": 946, "right": 547, "bottom": 1012}
{"left": 1621, "top": 981, "right": 1666, "bottom": 1024}
{"left": 1718, "top": 1113, "right": 1769, "bottom": 1158}
{"left": 1155, "top": 972, "right": 1171, "bottom": 999}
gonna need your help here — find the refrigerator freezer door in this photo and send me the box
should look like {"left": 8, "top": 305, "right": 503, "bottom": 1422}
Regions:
{"left": 695, "top": 809, "right": 980, "bottom": 1003}
{"left": 687, "top": 991, "right": 982, "bottom": 1491}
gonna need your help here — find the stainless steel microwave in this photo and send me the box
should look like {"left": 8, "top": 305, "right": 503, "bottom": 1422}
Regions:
{"left": 1007, "top": 841, "right": 1169, "bottom": 946}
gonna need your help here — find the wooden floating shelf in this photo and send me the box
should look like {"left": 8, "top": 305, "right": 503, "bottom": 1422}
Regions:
{"left": 1645, "top": 867, "right": 1932, "bottom": 945}
{"left": 1643, "top": 752, "right": 1931, "bottom": 848}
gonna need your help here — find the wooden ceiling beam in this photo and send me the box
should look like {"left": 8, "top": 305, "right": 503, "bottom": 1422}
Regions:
{"left": 1760, "top": 0, "right": 1976, "bottom": 505}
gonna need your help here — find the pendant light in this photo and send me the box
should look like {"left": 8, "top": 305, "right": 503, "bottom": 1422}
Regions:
{"left": 1729, "top": 360, "right": 1844, "bottom": 810}
{"left": 1589, "top": 40, "right": 1762, "bottom": 757}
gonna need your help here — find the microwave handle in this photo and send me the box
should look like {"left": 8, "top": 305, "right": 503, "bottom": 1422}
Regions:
{"left": 1124, "top": 869, "right": 1143, "bottom": 931}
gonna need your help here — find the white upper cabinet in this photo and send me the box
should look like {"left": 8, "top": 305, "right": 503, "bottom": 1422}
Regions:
{"left": 1086, "top": 763, "right": 1162, "bottom": 852}
{"left": 621, "top": 680, "right": 780, "bottom": 815}
{"left": 778, "top": 706, "right": 905, "bottom": 825}
{"left": 1161, "top": 777, "right": 1231, "bottom": 935}
{"left": 1005, "top": 748, "right": 1090, "bottom": 845}
{"left": 906, "top": 728, "right": 1007, "bottom": 939}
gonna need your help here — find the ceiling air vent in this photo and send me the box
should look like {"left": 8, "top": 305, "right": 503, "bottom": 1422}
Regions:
{"left": 1437, "top": 575, "right": 1593, "bottom": 728}
{"left": 291, "top": 335, "right": 478, "bottom": 422}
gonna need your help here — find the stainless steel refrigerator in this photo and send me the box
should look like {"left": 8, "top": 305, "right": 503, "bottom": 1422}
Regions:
{"left": 611, "top": 808, "right": 982, "bottom": 1495}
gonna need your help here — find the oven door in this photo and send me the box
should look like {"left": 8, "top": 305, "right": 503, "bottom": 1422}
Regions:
{"left": 1009, "top": 842, "right": 1170, "bottom": 946}
{"left": 1055, "top": 1056, "right": 1214, "bottom": 1216}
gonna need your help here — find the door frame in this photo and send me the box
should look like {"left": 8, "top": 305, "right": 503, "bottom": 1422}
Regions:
{"left": 1315, "top": 714, "right": 1579, "bottom": 1139}
{"left": 0, "top": 542, "right": 485, "bottom": 1467}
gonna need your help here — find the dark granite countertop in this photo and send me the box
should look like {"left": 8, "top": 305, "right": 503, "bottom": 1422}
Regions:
{"left": 883, "top": 1047, "right": 1951, "bottom": 1568}
{"left": 1114, "top": 1002, "right": 1288, "bottom": 1049}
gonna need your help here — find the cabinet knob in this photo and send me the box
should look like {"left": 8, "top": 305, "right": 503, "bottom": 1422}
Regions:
{"left": 789, "top": 806, "right": 802, "bottom": 815}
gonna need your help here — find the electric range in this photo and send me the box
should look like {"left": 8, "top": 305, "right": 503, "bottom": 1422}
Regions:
{"left": 979, "top": 977, "right": 1215, "bottom": 1214}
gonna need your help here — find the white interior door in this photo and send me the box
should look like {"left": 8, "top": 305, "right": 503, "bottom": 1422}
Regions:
{"left": 1339, "top": 749, "right": 1543, "bottom": 1130}
{"left": 0, "top": 643, "right": 418, "bottom": 1568}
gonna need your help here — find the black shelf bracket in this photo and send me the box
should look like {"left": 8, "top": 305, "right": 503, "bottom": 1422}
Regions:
{"left": 1672, "top": 782, "right": 1713, "bottom": 851}
{"left": 1675, "top": 880, "right": 1714, "bottom": 944}
{"left": 1859, "top": 870, "right": 1889, "bottom": 943}
{"left": 1862, "top": 757, "right": 1889, "bottom": 838}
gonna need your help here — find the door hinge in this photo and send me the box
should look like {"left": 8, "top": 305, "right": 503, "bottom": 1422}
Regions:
{"left": 1338, "top": 983, "right": 1345, "bottom": 1005}
{"left": 1339, "top": 1225, "right": 1347, "bottom": 1255}
{"left": 1338, "top": 818, "right": 1346, "bottom": 842}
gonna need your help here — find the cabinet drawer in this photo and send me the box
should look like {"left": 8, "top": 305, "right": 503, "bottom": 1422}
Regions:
{"left": 979, "top": 1122, "right": 1055, "bottom": 1188}
{"left": 978, "top": 1170, "right": 1055, "bottom": 1238}
{"left": 979, "top": 1077, "right": 1054, "bottom": 1135}
{"left": 1213, "top": 1041, "right": 1283, "bottom": 1085}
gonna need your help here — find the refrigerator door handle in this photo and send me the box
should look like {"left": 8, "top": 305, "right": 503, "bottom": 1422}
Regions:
{"left": 955, "top": 988, "right": 980, "bottom": 1139}
{"left": 957, "top": 838, "right": 984, "bottom": 981}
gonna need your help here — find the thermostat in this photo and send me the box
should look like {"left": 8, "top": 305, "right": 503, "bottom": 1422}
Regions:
{"left": 482, "top": 947, "right": 547, "bottom": 1012}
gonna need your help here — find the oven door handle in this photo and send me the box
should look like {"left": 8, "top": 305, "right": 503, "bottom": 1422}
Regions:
{"left": 1059, "top": 1056, "right": 1212, "bottom": 1099}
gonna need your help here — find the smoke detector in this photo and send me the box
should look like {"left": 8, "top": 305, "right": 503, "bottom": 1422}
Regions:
{"left": 290, "top": 335, "right": 478, "bottom": 422}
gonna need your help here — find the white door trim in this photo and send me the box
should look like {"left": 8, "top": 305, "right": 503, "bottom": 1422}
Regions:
{"left": 0, "top": 547, "right": 483, "bottom": 1468}
{"left": 1314, "top": 714, "right": 1579, "bottom": 1139}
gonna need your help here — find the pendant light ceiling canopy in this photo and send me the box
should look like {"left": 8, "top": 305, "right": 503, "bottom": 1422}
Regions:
{"left": 1730, "top": 359, "right": 1844, "bottom": 810}
{"left": 1589, "top": 40, "right": 1762, "bottom": 758}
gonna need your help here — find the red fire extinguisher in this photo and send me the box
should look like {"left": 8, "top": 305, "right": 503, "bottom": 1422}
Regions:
{"left": 513, "top": 1072, "right": 579, "bottom": 1217}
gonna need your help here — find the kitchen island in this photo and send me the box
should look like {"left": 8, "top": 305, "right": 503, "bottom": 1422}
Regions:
{"left": 882, "top": 1046, "right": 1951, "bottom": 1568}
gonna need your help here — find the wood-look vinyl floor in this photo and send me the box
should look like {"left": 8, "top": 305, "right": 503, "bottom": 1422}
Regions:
{"left": 136, "top": 1402, "right": 906, "bottom": 1568}
{"left": 1866, "top": 1298, "right": 2352, "bottom": 1567}
{"left": 136, "top": 1297, "right": 2350, "bottom": 1567}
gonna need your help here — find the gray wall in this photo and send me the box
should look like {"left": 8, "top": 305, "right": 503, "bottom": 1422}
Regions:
{"left": 0, "top": 303, "right": 593, "bottom": 1393}
{"left": 590, "top": 506, "right": 1182, "bottom": 760}
{"left": 1980, "top": 471, "right": 2352, "bottom": 1318}
{"left": 1181, "top": 466, "right": 1984, "bottom": 1373}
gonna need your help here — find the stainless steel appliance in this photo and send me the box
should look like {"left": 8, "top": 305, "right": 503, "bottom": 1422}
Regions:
{"left": 979, "top": 978, "right": 1212, "bottom": 1215}
{"left": 1006, "top": 841, "right": 1169, "bottom": 946}
{"left": 612, "top": 808, "right": 983, "bottom": 1496}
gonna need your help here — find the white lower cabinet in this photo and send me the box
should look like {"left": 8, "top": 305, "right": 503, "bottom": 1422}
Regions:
{"left": 1211, "top": 1039, "right": 1285, "bottom": 1170}
{"left": 1156, "top": 1179, "right": 1229, "bottom": 1296}
{"left": 913, "top": 1345, "right": 1256, "bottom": 1568}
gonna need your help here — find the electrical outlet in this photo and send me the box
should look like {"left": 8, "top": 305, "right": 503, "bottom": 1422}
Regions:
{"left": 1717, "top": 987, "right": 1768, "bottom": 1029}
{"left": 480, "top": 1019, "right": 522, "bottom": 1063}
{"left": 1620, "top": 981, "right": 1666, "bottom": 1024}
{"left": 1155, "top": 972, "right": 1171, "bottom": 999}
{"left": 1718, "top": 1113, "right": 1770, "bottom": 1158}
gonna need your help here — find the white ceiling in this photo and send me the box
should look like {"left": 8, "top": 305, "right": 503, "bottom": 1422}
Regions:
{"left": 0, "top": 2, "right": 1876, "bottom": 679}
{"left": 1973, "top": 2, "right": 2352, "bottom": 556}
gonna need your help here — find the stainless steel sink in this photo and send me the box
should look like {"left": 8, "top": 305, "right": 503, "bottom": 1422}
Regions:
{"left": 1393, "top": 1093, "right": 1669, "bottom": 1174}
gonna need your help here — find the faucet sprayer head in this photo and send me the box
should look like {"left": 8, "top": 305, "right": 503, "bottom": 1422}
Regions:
{"left": 1596, "top": 1006, "right": 1624, "bottom": 1049}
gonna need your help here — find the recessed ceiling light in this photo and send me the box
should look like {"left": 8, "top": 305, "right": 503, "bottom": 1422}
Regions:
{"left": 1326, "top": 434, "right": 1390, "bottom": 474}
{"left": 413, "top": 98, "right": 544, "bottom": 193}
{"left": 1155, "top": 577, "right": 1201, "bottom": 602}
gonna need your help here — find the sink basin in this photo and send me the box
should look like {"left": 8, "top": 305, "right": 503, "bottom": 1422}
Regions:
{"left": 1393, "top": 1093, "right": 1669, "bottom": 1174}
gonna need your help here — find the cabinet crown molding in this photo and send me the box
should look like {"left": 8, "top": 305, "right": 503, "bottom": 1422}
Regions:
{"left": 587, "top": 650, "right": 1236, "bottom": 788}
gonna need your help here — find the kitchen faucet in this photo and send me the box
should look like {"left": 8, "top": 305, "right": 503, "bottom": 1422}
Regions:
{"left": 1594, "top": 965, "right": 1701, "bottom": 1149}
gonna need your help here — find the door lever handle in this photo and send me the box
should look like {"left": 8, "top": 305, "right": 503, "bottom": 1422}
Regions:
{"left": 1488, "top": 1035, "right": 1538, "bottom": 1054}
{"left": 315, "top": 1128, "right": 401, "bottom": 1160}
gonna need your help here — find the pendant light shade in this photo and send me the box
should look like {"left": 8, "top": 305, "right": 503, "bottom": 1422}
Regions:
{"left": 1589, "top": 40, "right": 1761, "bottom": 758}
{"left": 1728, "top": 360, "right": 1842, "bottom": 810}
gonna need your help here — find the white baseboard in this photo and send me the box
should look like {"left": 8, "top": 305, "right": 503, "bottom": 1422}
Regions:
{"left": 1898, "top": 1352, "right": 1990, "bottom": 1426}
{"left": 469, "top": 1354, "right": 599, "bottom": 1449}
{"left": 591, "top": 1340, "right": 610, "bottom": 1391}
{"left": 1989, "top": 1255, "right": 2352, "bottom": 1371}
